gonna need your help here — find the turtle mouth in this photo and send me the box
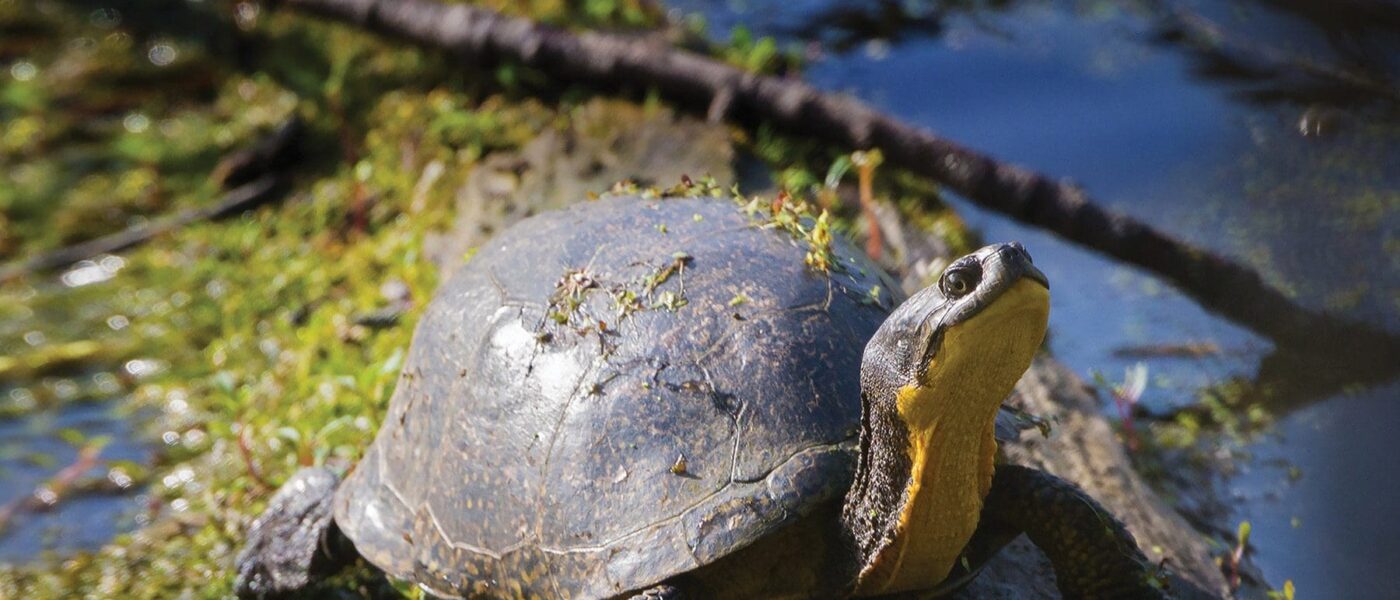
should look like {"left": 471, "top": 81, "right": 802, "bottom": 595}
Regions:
{"left": 912, "top": 276, "right": 1049, "bottom": 409}
{"left": 915, "top": 274, "right": 1050, "bottom": 386}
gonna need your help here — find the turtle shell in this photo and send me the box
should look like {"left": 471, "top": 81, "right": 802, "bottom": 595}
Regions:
{"left": 334, "top": 195, "right": 896, "bottom": 598}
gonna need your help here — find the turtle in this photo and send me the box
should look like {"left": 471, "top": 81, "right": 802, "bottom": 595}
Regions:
{"left": 234, "top": 194, "right": 1171, "bottom": 599}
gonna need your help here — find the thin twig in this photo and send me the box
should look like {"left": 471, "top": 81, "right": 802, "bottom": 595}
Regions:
{"left": 236, "top": 421, "right": 274, "bottom": 492}
{"left": 0, "top": 176, "right": 284, "bottom": 283}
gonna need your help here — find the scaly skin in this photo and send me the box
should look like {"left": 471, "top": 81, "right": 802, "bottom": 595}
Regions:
{"left": 235, "top": 467, "right": 356, "bottom": 598}
{"left": 982, "top": 465, "right": 1170, "bottom": 600}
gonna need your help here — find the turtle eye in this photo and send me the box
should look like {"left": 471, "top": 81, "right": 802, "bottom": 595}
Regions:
{"left": 940, "top": 266, "right": 980, "bottom": 298}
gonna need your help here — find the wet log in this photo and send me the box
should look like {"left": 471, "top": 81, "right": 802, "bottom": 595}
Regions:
{"left": 280, "top": 0, "right": 1399, "bottom": 382}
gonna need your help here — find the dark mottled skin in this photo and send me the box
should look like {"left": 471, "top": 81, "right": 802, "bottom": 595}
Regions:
{"left": 235, "top": 467, "right": 352, "bottom": 597}
{"left": 981, "top": 466, "right": 1170, "bottom": 600}
{"left": 335, "top": 196, "right": 895, "bottom": 598}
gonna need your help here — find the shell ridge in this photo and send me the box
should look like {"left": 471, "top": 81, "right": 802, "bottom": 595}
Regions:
{"left": 537, "top": 478, "right": 737, "bottom": 556}
{"left": 419, "top": 500, "right": 517, "bottom": 559}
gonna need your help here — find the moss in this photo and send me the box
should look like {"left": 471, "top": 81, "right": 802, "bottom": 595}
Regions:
{"left": 741, "top": 124, "right": 974, "bottom": 277}
{"left": 0, "top": 1, "right": 617, "bottom": 596}
{"left": 0, "top": 1, "right": 967, "bottom": 596}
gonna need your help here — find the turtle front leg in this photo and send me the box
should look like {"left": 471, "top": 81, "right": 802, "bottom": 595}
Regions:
{"left": 981, "top": 465, "right": 1170, "bottom": 600}
{"left": 628, "top": 583, "right": 686, "bottom": 599}
{"left": 235, "top": 467, "right": 358, "bottom": 598}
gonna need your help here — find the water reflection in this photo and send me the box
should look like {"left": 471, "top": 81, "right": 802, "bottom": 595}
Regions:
{"left": 60, "top": 256, "right": 126, "bottom": 288}
{"left": 748, "top": 0, "right": 1400, "bottom": 112}
{"left": 1150, "top": 2, "right": 1400, "bottom": 110}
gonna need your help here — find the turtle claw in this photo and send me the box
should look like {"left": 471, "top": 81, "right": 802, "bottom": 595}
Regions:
{"left": 235, "top": 467, "right": 349, "bottom": 598}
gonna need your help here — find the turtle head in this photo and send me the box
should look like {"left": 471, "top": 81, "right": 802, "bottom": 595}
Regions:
{"left": 843, "top": 242, "right": 1049, "bottom": 595}
{"left": 868, "top": 241, "right": 1049, "bottom": 416}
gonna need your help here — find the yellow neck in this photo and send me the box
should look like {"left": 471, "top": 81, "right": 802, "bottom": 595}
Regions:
{"left": 854, "top": 279, "right": 1048, "bottom": 596}
{"left": 853, "top": 382, "right": 1000, "bottom": 595}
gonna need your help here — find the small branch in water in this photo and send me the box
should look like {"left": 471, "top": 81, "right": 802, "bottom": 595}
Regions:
{"left": 1112, "top": 341, "right": 1222, "bottom": 359}
{"left": 0, "top": 176, "right": 283, "bottom": 283}
{"left": 0, "top": 444, "right": 105, "bottom": 535}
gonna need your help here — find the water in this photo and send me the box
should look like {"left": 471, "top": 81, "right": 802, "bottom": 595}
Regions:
{"left": 0, "top": 399, "right": 150, "bottom": 562}
{"left": 0, "top": 0, "right": 227, "bottom": 560}
{"left": 669, "top": 0, "right": 1398, "bottom": 596}
{"left": 0, "top": 261, "right": 160, "bottom": 563}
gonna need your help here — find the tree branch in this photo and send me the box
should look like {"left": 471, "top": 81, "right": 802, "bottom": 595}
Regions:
{"left": 281, "top": 0, "right": 1397, "bottom": 376}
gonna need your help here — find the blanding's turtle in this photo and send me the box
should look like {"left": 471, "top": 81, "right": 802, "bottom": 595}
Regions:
{"left": 235, "top": 194, "right": 1168, "bottom": 599}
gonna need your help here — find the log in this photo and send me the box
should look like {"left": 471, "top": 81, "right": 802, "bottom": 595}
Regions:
{"left": 279, "top": 0, "right": 1399, "bottom": 381}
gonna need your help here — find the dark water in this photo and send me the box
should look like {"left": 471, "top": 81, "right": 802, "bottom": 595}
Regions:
{"left": 669, "top": 0, "right": 1398, "bottom": 597}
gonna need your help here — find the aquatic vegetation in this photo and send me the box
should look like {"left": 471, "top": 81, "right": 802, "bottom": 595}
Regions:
{"left": 744, "top": 125, "right": 976, "bottom": 277}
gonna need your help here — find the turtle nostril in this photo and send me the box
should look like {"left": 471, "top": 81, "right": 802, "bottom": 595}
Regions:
{"left": 1004, "top": 241, "right": 1031, "bottom": 263}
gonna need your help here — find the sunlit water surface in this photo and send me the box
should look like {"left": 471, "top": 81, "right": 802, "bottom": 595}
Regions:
{"left": 0, "top": 399, "right": 150, "bottom": 562}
